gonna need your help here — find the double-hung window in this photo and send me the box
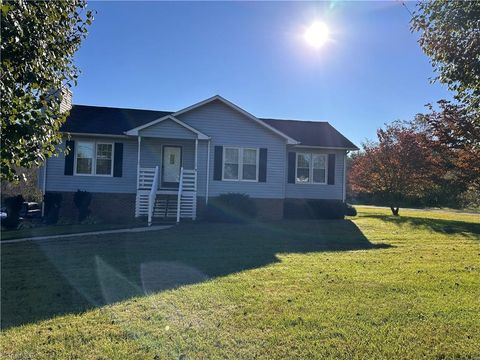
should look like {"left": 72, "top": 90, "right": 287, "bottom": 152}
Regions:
{"left": 295, "top": 153, "right": 327, "bottom": 184}
{"left": 223, "top": 147, "right": 259, "bottom": 181}
{"left": 75, "top": 141, "right": 113, "bottom": 176}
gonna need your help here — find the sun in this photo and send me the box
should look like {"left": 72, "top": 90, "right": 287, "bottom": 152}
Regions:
{"left": 304, "top": 21, "right": 330, "bottom": 49}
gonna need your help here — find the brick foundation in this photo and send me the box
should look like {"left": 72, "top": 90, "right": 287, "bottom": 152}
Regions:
{"left": 48, "top": 191, "right": 136, "bottom": 223}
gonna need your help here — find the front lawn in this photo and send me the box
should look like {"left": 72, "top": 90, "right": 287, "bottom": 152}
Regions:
{"left": 1, "top": 207, "right": 479, "bottom": 358}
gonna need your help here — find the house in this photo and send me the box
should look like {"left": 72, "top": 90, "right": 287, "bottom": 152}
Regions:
{"left": 39, "top": 95, "right": 358, "bottom": 223}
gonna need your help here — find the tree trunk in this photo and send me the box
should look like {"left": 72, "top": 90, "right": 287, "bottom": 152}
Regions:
{"left": 390, "top": 206, "right": 400, "bottom": 216}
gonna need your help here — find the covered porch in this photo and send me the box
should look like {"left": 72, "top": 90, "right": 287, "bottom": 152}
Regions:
{"left": 126, "top": 115, "right": 210, "bottom": 224}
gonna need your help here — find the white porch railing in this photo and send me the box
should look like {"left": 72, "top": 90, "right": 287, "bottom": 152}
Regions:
{"left": 138, "top": 167, "right": 156, "bottom": 190}
{"left": 136, "top": 166, "right": 197, "bottom": 223}
{"left": 177, "top": 167, "right": 197, "bottom": 223}
{"left": 147, "top": 166, "right": 159, "bottom": 226}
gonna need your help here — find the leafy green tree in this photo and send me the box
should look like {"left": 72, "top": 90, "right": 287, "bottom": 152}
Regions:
{"left": 1, "top": 0, "right": 93, "bottom": 181}
{"left": 411, "top": 0, "right": 480, "bottom": 112}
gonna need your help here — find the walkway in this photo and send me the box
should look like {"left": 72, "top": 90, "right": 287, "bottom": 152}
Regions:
{"left": 1, "top": 225, "right": 172, "bottom": 244}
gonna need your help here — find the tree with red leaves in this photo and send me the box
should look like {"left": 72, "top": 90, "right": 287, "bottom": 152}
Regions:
{"left": 349, "top": 122, "right": 439, "bottom": 216}
{"left": 415, "top": 101, "right": 480, "bottom": 192}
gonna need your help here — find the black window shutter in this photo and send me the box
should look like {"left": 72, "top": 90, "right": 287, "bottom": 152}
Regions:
{"left": 327, "top": 154, "right": 335, "bottom": 185}
{"left": 259, "top": 148, "right": 267, "bottom": 182}
{"left": 213, "top": 146, "right": 223, "bottom": 180}
{"left": 113, "top": 143, "right": 123, "bottom": 177}
{"left": 64, "top": 140, "right": 75, "bottom": 175}
{"left": 287, "top": 152, "right": 296, "bottom": 183}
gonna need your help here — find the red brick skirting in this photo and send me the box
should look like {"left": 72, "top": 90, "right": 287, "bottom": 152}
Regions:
{"left": 47, "top": 191, "right": 136, "bottom": 223}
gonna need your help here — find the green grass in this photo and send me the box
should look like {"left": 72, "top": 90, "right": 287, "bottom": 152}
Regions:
{"left": 1, "top": 222, "right": 147, "bottom": 241}
{"left": 1, "top": 207, "right": 479, "bottom": 359}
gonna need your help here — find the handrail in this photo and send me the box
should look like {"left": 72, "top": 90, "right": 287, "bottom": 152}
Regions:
{"left": 176, "top": 167, "right": 184, "bottom": 223}
{"left": 147, "top": 166, "right": 159, "bottom": 226}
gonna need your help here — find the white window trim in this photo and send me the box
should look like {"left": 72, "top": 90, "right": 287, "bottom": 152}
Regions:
{"left": 73, "top": 141, "right": 114, "bottom": 177}
{"left": 295, "top": 152, "right": 328, "bottom": 185}
{"left": 221, "top": 146, "right": 259, "bottom": 182}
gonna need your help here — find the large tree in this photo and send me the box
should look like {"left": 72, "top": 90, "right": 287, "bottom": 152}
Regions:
{"left": 349, "top": 122, "right": 439, "bottom": 216}
{"left": 1, "top": 0, "right": 93, "bottom": 181}
{"left": 415, "top": 100, "right": 480, "bottom": 191}
{"left": 411, "top": 0, "right": 480, "bottom": 112}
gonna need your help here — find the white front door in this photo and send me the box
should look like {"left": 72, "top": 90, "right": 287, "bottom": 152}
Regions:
{"left": 162, "top": 146, "right": 182, "bottom": 187}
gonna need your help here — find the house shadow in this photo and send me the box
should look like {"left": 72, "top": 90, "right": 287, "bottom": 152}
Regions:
{"left": 1, "top": 219, "right": 390, "bottom": 329}
{"left": 361, "top": 213, "right": 480, "bottom": 239}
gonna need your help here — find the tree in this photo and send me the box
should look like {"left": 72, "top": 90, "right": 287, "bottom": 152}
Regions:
{"left": 415, "top": 100, "right": 480, "bottom": 191}
{"left": 1, "top": 1, "right": 93, "bottom": 181}
{"left": 349, "top": 122, "right": 439, "bottom": 216}
{"left": 411, "top": 1, "right": 480, "bottom": 112}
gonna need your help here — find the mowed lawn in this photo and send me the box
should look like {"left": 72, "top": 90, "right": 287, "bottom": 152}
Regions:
{"left": 1, "top": 207, "right": 479, "bottom": 359}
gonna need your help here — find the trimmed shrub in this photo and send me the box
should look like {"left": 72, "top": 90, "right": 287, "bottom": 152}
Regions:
{"left": 204, "top": 193, "right": 257, "bottom": 223}
{"left": 2, "top": 195, "right": 24, "bottom": 230}
{"left": 345, "top": 204, "right": 357, "bottom": 216}
{"left": 73, "top": 190, "right": 92, "bottom": 222}
{"left": 284, "top": 199, "right": 354, "bottom": 220}
{"left": 44, "top": 192, "right": 63, "bottom": 224}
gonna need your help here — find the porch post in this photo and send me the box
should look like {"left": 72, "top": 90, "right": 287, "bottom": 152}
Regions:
{"left": 137, "top": 136, "right": 142, "bottom": 189}
{"left": 205, "top": 140, "right": 210, "bottom": 204}
{"left": 194, "top": 138, "right": 198, "bottom": 170}
{"left": 342, "top": 152, "right": 347, "bottom": 202}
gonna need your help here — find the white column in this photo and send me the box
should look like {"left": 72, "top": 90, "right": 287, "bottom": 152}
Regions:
{"left": 343, "top": 152, "right": 347, "bottom": 202}
{"left": 205, "top": 140, "right": 211, "bottom": 204}
{"left": 137, "top": 136, "right": 142, "bottom": 189}
{"left": 194, "top": 138, "right": 198, "bottom": 170}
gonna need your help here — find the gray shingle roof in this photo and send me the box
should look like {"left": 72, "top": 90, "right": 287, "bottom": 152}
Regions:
{"left": 260, "top": 118, "right": 358, "bottom": 150}
{"left": 60, "top": 105, "right": 172, "bottom": 135}
{"left": 61, "top": 105, "right": 358, "bottom": 149}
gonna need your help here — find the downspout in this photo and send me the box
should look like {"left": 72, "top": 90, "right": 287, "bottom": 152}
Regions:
{"left": 205, "top": 140, "right": 211, "bottom": 204}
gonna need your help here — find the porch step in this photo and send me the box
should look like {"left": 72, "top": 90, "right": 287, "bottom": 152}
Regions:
{"left": 135, "top": 167, "right": 197, "bottom": 222}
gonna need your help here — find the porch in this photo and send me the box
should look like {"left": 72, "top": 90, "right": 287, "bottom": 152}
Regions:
{"left": 134, "top": 137, "right": 201, "bottom": 224}
{"left": 125, "top": 115, "right": 211, "bottom": 224}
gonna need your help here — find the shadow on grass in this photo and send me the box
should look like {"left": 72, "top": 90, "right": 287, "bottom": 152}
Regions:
{"left": 1, "top": 219, "right": 389, "bottom": 329}
{"left": 362, "top": 214, "right": 480, "bottom": 238}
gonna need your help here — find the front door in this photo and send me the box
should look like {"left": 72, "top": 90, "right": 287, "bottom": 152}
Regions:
{"left": 162, "top": 146, "right": 182, "bottom": 188}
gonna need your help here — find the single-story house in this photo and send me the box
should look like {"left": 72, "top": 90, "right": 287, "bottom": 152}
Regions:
{"left": 39, "top": 94, "right": 358, "bottom": 223}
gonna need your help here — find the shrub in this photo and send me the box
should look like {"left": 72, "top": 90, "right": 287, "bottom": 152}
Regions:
{"left": 284, "top": 199, "right": 353, "bottom": 220}
{"left": 204, "top": 193, "right": 257, "bottom": 223}
{"left": 73, "top": 190, "right": 92, "bottom": 222}
{"left": 44, "top": 192, "right": 62, "bottom": 224}
{"left": 2, "top": 195, "right": 24, "bottom": 230}
{"left": 345, "top": 204, "right": 357, "bottom": 216}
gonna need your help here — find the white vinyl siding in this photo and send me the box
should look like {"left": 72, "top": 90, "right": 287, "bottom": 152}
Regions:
{"left": 74, "top": 141, "right": 113, "bottom": 177}
{"left": 222, "top": 147, "right": 259, "bottom": 182}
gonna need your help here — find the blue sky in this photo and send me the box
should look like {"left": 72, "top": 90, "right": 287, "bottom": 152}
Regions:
{"left": 74, "top": 1, "right": 452, "bottom": 146}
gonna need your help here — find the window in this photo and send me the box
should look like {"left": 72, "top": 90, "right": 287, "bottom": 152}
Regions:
{"left": 76, "top": 142, "right": 94, "bottom": 175}
{"left": 223, "top": 148, "right": 239, "bottom": 180}
{"left": 242, "top": 148, "right": 257, "bottom": 180}
{"left": 312, "top": 154, "right": 326, "bottom": 183}
{"left": 96, "top": 143, "right": 113, "bottom": 175}
{"left": 75, "top": 141, "right": 113, "bottom": 176}
{"left": 296, "top": 152, "right": 327, "bottom": 184}
{"left": 296, "top": 153, "right": 310, "bottom": 183}
{"left": 223, "top": 147, "right": 258, "bottom": 181}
